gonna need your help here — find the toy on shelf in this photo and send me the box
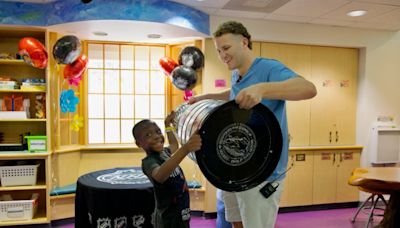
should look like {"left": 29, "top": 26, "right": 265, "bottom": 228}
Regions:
{"left": 35, "top": 94, "right": 46, "bottom": 119}
{"left": 0, "top": 95, "right": 30, "bottom": 119}
{"left": 0, "top": 77, "right": 19, "bottom": 90}
{"left": 20, "top": 78, "right": 46, "bottom": 92}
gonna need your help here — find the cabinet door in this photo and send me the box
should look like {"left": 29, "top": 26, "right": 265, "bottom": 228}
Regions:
{"left": 310, "top": 46, "right": 357, "bottom": 145}
{"left": 252, "top": 41, "right": 261, "bottom": 57}
{"left": 334, "top": 49, "right": 358, "bottom": 145}
{"left": 313, "top": 151, "right": 337, "bottom": 204}
{"left": 336, "top": 151, "right": 360, "bottom": 202}
{"left": 261, "top": 43, "right": 311, "bottom": 146}
{"left": 286, "top": 151, "right": 314, "bottom": 206}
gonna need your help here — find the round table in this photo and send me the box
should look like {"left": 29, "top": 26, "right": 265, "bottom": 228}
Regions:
{"left": 75, "top": 167, "right": 154, "bottom": 228}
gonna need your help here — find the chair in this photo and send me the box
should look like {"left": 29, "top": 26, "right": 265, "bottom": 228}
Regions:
{"left": 348, "top": 168, "right": 388, "bottom": 228}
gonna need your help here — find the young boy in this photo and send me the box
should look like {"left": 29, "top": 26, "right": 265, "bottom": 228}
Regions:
{"left": 132, "top": 111, "right": 201, "bottom": 228}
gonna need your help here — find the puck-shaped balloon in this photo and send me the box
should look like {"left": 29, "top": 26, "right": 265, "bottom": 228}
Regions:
{"left": 178, "top": 46, "right": 204, "bottom": 71}
{"left": 53, "top": 35, "right": 82, "bottom": 64}
{"left": 171, "top": 65, "right": 197, "bottom": 90}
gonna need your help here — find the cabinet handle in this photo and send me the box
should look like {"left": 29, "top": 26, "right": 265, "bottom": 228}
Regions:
{"left": 336, "top": 131, "right": 339, "bottom": 143}
{"left": 329, "top": 131, "right": 332, "bottom": 143}
{"left": 340, "top": 153, "right": 343, "bottom": 162}
{"left": 333, "top": 153, "right": 336, "bottom": 165}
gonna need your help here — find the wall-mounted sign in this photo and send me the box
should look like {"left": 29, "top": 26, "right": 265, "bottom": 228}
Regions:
{"left": 215, "top": 79, "right": 226, "bottom": 88}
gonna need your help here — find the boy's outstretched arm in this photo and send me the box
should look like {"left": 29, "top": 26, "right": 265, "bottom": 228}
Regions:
{"left": 151, "top": 133, "right": 201, "bottom": 183}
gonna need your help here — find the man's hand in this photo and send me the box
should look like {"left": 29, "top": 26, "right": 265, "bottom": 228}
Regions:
{"left": 187, "top": 96, "right": 198, "bottom": 105}
{"left": 235, "top": 84, "right": 262, "bottom": 109}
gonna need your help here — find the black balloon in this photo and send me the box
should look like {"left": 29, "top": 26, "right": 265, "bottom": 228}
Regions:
{"left": 53, "top": 35, "right": 82, "bottom": 64}
{"left": 171, "top": 65, "right": 197, "bottom": 90}
{"left": 178, "top": 46, "right": 204, "bottom": 71}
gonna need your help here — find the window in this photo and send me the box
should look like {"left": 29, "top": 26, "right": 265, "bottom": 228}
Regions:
{"left": 87, "top": 43, "right": 166, "bottom": 144}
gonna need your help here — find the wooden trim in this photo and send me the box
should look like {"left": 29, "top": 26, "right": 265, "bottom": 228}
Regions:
{"left": 290, "top": 145, "right": 363, "bottom": 151}
{"left": 50, "top": 193, "right": 75, "bottom": 200}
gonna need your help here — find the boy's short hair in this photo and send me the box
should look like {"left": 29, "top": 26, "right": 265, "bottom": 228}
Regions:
{"left": 213, "top": 21, "right": 252, "bottom": 50}
{"left": 132, "top": 119, "right": 153, "bottom": 141}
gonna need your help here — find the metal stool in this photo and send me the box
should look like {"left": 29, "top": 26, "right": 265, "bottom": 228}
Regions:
{"left": 349, "top": 168, "right": 389, "bottom": 228}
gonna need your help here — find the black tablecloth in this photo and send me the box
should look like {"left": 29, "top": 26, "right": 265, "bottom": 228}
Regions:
{"left": 75, "top": 167, "right": 154, "bottom": 228}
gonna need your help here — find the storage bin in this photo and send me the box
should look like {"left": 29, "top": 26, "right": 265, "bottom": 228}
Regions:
{"left": 24, "top": 136, "right": 47, "bottom": 152}
{"left": 0, "top": 164, "right": 39, "bottom": 187}
{"left": 0, "top": 193, "right": 38, "bottom": 221}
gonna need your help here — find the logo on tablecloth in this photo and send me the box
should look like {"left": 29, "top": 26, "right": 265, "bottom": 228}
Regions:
{"left": 132, "top": 215, "right": 145, "bottom": 228}
{"left": 114, "top": 216, "right": 127, "bottom": 228}
{"left": 97, "top": 217, "right": 111, "bottom": 228}
{"left": 97, "top": 169, "right": 150, "bottom": 185}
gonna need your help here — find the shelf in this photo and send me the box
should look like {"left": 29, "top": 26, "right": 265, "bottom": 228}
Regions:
{"left": 0, "top": 210, "right": 49, "bottom": 226}
{"left": 0, "top": 59, "right": 25, "bottom": 65}
{"left": 0, "top": 182, "right": 47, "bottom": 191}
{"left": 0, "top": 89, "right": 46, "bottom": 93}
{"left": 0, "top": 151, "right": 50, "bottom": 159}
{"left": 0, "top": 119, "right": 46, "bottom": 122}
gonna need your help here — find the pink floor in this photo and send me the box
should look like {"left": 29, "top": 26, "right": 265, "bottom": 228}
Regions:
{"left": 8, "top": 207, "right": 383, "bottom": 227}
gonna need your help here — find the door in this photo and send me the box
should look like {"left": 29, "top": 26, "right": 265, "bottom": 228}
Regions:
{"left": 313, "top": 150, "right": 337, "bottom": 204}
{"left": 310, "top": 46, "right": 358, "bottom": 145}
{"left": 286, "top": 151, "right": 314, "bottom": 206}
{"left": 336, "top": 150, "right": 361, "bottom": 202}
{"left": 261, "top": 43, "right": 311, "bottom": 146}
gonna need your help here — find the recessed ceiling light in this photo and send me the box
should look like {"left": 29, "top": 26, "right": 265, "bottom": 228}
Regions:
{"left": 147, "top": 34, "right": 162, "bottom": 39}
{"left": 347, "top": 10, "right": 367, "bottom": 17}
{"left": 93, "top": 31, "right": 108, "bottom": 36}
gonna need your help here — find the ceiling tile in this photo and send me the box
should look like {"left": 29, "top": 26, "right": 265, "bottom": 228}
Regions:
{"left": 355, "top": 0, "right": 400, "bottom": 6}
{"left": 265, "top": 14, "right": 314, "bottom": 23}
{"left": 366, "top": 8, "right": 400, "bottom": 22}
{"left": 215, "top": 9, "right": 267, "bottom": 19}
{"left": 169, "top": 0, "right": 230, "bottom": 8}
{"left": 320, "top": 1, "right": 400, "bottom": 21}
{"left": 196, "top": 6, "right": 219, "bottom": 14}
{"left": 273, "top": 0, "right": 350, "bottom": 17}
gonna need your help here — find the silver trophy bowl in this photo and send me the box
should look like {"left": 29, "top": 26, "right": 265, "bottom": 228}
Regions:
{"left": 174, "top": 99, "right": 225, "bottom": 162}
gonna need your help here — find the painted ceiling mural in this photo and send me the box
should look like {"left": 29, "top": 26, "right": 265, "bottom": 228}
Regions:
{"left": 0, "top": 0, "right": 210, "bottom": 35}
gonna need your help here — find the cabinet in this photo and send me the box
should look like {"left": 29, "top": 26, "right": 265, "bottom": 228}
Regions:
{"left": 260, "top": 43, "right": 358, "bottom": 146}
{"left": 280, "top": 150, "right": 314, "bottom": 207}
{"left": 260, "top": 43, "right": 312, "bottom": 146}
{"left": 310, "top": 46, "right": 358, "bottom": 146}
{"left": 312, "top": 149, "right": 360, "bottom": 204}
{"left": 280, "top": 147, "right": 361, "bottom": 208}
{"left": 0, "top": 27, "right": 50, "bottom": 225}
{"left": 0, "top": 153, "right": 50, "bottom": 226}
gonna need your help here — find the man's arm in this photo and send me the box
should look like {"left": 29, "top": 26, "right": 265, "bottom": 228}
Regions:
{"left": 188, "top": 89, "right": 231, "bottom": 104}
{"left": 235, "top": 76, "right": 317, "bottom": 109}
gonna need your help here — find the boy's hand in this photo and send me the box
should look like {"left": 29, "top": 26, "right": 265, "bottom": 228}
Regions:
{"left": 182, "top": 133, "right": 202, "bottom": 154}
{"left": 165, "top": 111, "right": 176, "bottom": 127}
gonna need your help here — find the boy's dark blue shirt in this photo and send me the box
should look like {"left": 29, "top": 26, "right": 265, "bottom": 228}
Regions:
{"left": 142, "top": 147, "right": 190, "bottom": 228}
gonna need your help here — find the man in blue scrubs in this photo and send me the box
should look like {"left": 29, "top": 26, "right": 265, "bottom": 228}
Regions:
{"left": 189, "top": 21, "right": 317, "bottom": 228}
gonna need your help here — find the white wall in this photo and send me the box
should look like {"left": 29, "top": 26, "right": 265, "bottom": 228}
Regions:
{"left": 210, "top": 16, "right": 400, "bottom": 167}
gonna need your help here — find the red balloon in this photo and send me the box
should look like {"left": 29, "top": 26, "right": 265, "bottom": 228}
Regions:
{"left": 159, "top": 57, "right": 178, "bottom": 76}
{"left": 64, "top": 54, "right": 88, "bottom": 80}
{"left": 18, "top": 37, "right": 48, "bottom": 69}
